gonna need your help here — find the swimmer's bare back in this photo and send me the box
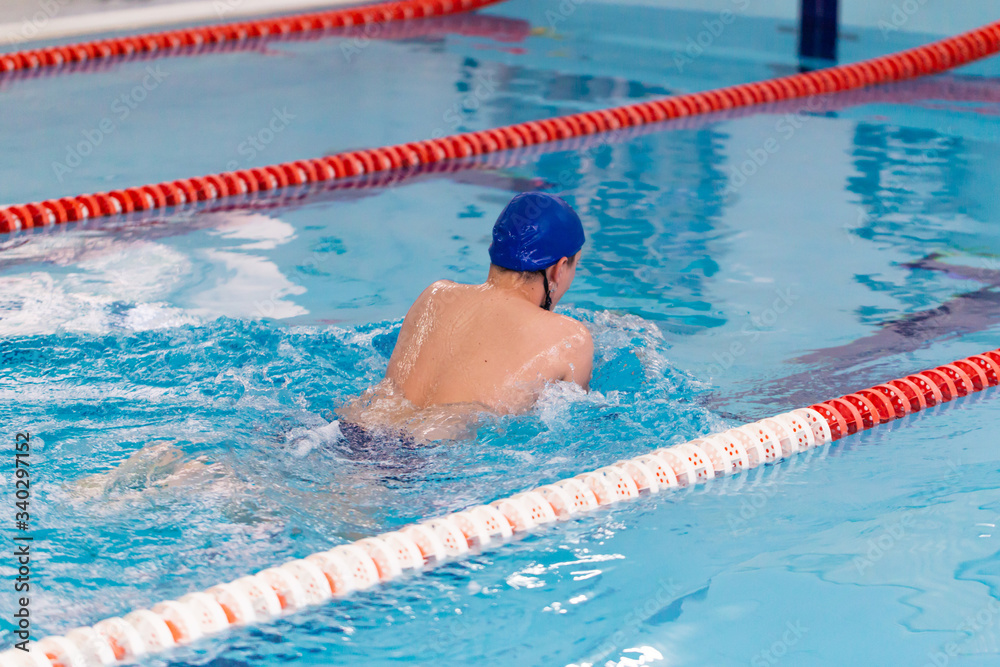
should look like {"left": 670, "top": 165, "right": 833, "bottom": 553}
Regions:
{"left": 385, "top": 279, "right": 593, "bottom": 415}
{"left": 337, "top": 192, "right": 593, "bottom": 441}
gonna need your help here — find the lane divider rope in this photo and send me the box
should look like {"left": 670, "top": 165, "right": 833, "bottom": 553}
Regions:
{"left": 0, "top": 0, "right": 505, "bottom": 76}
{"left": 2, "top": 19, "right": 999, "bottom": 235}
{"left": 47, "top": 66, "right": 999, "bottom": 235}
{"left": 0, "top": 10, "right": 528, "bottom": 92}
{"left": 179, "top": 73, "right": 1000, "bottom": 221}
{"left": 3, "top": 348, "right": 998, "bottom": 666}
{"left": 0, "top": 13, "right": 530, "bottom": 96}
{"left": 1, "top": 10, "right": 528, "bottom": 86}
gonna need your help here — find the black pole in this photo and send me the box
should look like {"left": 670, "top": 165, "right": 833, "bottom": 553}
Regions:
{"left": 799, "top": 0, "right": 838, "bottom": 62}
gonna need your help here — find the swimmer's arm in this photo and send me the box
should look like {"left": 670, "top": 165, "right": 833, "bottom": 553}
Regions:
{"left": 562, "top": 321, "right": 594, "bottom": 390}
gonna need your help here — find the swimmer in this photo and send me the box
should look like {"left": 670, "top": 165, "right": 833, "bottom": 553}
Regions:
{"left": 339, "top": 191, "right": 593, "bottom": 441}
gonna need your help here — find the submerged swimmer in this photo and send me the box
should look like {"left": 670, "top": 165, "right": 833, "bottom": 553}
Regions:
{"left": 339, "top": 192, "right": 593, "bottom": 441}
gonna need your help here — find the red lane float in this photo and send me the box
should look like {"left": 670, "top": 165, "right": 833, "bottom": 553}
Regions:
{"left": 3, "top": 346, "right": 996, "bottom": 666}
{"left": 0, "top": 11, "right": 530, "bottom": 91}
{"left": 0, "top": 0, "right": 506, "bottom": 76}
{"left": 3, "top": 18, "right": 999, "bottom": 234}
{"left": 142, "top": 73, "right": 1000, "bottom": 226}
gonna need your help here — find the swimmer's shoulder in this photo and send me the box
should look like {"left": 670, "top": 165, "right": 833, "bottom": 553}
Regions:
{"left": 420, "top": 279, "right": 457, "bottom": 297}
{"left": 546, "top": 310, "right": 593, "bottom": 345}
{"left": 557, "top": 316, "right": 593, "bottom": 387}
{"left": 409, "top": 280, "right": 462, "bottom": 311}
{"left": 538, "top": 311, "right": 593, "bottom": 377}
{"left": 427, "top": 279, "right": 459, "bottom": 291}
{"left": 402, "top": 281, "right": 478, "bottom": 329}
{"left": 560, "top": 315, "right": 593, "bottom": 357}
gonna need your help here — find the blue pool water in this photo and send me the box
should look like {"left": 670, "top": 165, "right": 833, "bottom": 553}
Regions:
{"left": 2, "top": 1, "right": 1000, "bottom": 665}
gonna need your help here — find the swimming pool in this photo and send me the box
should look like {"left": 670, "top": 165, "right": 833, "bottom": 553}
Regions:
{"left": 2, "top": 1, "right": 1000, "bottom": 665}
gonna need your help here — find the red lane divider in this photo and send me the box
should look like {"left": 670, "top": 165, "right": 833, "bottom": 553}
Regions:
{"left": 0, "top": 0, "right": 505, "bottom": 75}
{"left": 160, "top": 73, "right": 1000, "bottom": 223}
{"left": 2, "top": 19, "right": 1000, "bottom": 234}
{"left": 0, "top": 11, "right": 530, "bottom": 91}
{"left": 810, "top": 349, "right": 1000, "bottom": 440}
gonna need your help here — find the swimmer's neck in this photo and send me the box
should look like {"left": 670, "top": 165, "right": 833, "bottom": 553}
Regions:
{"left": 484, "top": 265, "right": 545, "bottom": 307}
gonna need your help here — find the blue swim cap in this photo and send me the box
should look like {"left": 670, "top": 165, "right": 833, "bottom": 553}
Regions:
{"left": 489, "top": 192, "right": 585, "bottom": 272}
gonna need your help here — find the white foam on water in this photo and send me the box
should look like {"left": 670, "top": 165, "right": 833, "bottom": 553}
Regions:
{"left": 0, "top": 211, "right": 313, "bottom": 335}
{"left": 207, "top": 212, "right": 298, "bottom": 251}
{"left": 284, "top": 420, "right": 345, "bottom": 457}
{"left": 0, "top": 239, "right": 199, "bottom": 336}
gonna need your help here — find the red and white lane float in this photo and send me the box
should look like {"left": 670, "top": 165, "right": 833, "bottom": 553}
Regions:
{"left": 3, "top": 348, "right": 997, "bottom": 665}
{"left": 1, "top": 18, "right": 999, "bottom": 234}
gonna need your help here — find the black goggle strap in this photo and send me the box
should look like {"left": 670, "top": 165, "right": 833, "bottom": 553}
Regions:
{"left": 540, "top": 270, "right": 552, "bottom": 311}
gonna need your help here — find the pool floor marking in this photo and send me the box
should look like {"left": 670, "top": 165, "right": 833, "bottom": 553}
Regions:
{"left": 2, "top": 345, "right": 996, "bottom": 665}
{"left": 0, "top": 0, "right": 506, "bottom": 76}
{"left": 0, "top": 0, "right": 366, "bottom": 45}
{"left": 1, "top": 17, "right": 998, "bottom": 234}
